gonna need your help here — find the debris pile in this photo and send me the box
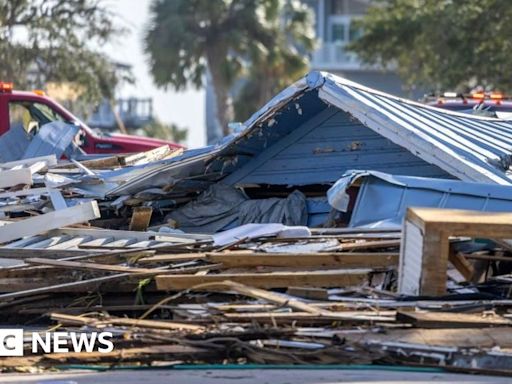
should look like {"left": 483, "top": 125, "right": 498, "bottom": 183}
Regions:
{"left": 1, "top": 72, "right": 512, "bottom": 376}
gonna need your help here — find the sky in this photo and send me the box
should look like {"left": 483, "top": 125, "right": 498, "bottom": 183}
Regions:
{"left": 104, "top": 0, "right": 206, "bottom": 148}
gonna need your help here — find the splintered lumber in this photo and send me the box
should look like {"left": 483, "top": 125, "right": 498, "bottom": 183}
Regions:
{"left": 51, "top": 313, "right": 205, "bottom": 332}
{"left": 137, "top": 253, "right": 209, "bottom": 264}
{"left": 0, "top": 168, "right": 32, "bottom": 188}
{"left": 399, "top": 208, "right": 512, "bottom": 296}
{"left": 222, "top": 311, "right": 394, "bottom": 323}
{"left": 155, "top": 269, "right": 372, "bottom": 290}
{"left": 448, "top": 251, "right": 474, "bottom": 281}
{"left": 330, "top": 239, "right": 400, "bottom": 252}
{"left": 199, "top": 281, "right": 323, "bottom": 314}
{"left": 206, "top": 252, "right": 398, "bottom": 268}
{"left": 24, "top": 257, "right": 219, "bottom": 276}
{"left": 396, "top": 310, "right": 512, "bottom": 328}
{"left": 0, "top": 201, "right": 101, "bottom": 244}
{"left": 120, "top": 145, "right": 175, "bottom": 166}
{"left": 129, "top": 206, "right": 153, "bottom": 231}
{"left": 25, "top": 258, "right": 163, "bottom": 274}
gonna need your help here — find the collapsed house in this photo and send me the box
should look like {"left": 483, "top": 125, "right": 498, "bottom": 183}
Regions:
{"left": 98, "top": 71, "right": 512, "bottom": 232}
{"left": 1, "top": 72, "right": 512, "bottom": 374}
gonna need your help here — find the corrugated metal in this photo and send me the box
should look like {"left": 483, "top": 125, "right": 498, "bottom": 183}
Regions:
{"left": 319, "top": 73, "right": 512, "bottom": 184}
{"left": 326, "top": 170, "right": 512, "bottom": 229}
{"left": 100, "top": 71, "right": 512, "bottom": 196}
{"left": 399, "top": 221, "right": 423, "bottom": 295}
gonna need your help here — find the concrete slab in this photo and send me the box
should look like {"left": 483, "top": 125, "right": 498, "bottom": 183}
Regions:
{"left": 0, "top": 368, "right": 508, "bottom": 384}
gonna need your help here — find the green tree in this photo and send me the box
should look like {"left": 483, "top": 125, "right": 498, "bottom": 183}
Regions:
{"left": 0, "top": 0, "right": 123, "bottom": 103}
{"left": 234, "top": 0, "right": 315, "bottom": 121}
{"left": 141, "top": 119, "right": 188, "bottom": 144}
{"left": 349, "top": 0, "right": 512, "bottom": 92}
{"left": 144, "top": 0, "right": 315, "bottom": 135}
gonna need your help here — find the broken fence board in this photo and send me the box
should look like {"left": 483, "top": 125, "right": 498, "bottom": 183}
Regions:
{"left": 0, "top": 201, "right": 100, "bottom": 244}
{"left": 0, "top": 168, "right": 32, "bottom": 188}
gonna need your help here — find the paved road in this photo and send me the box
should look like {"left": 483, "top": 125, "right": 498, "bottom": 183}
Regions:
{"left": 0, "top": 369, "right": 508, "bottom": 384}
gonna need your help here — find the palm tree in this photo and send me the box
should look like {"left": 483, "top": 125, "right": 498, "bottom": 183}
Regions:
{"left": 234, "top": 0, "right": 316, "bottom": 121}
{"left": 144, "top": 0, "right": 314, "bottom": 136}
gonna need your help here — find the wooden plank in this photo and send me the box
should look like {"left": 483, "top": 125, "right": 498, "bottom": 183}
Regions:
{"left": 25, "top": 257, "right": 164, "bottom": 274}
{"left": 51, "top": 313, "right": 204, "bottom": 331}
{"left": 119, "top": 145, "right": 181, "bottom": 166}
{"left": 0, "top": 168, "right": 32, "bottom": 188}
{"left": 0, "top": 155, "right": 57, "bottom": 169}
{"left": 0, "top": 187, "right": 48, "bottom": 199}
{"left": 330, "top": 239, "right": 400, "bottom": 252}
{"left": 152, "top": 234, "right": 198, "bottom": 244}
{"left": 448, "top": 250, "right": 474, "bottom": 281}
{"left": 51, "top": 228, "right": 160, "bottom": 242}
{"left": 408, "top": 207, "right": 512, "bottom": 238}
{"left": 138, "top": 253, "right": 209, "bottom": 264}
{"left": 129, "top": 206, "right": 152, "bottom": 231}
{"left": 0, "top": 248, "right": 92, "bottom": 259}
{"left": 155, "top": 269, "right": 372, "bottom": 290}
{"left": 222, "top": 311, "right": 394, "bottom": 322}
{"left": 206, "top": 252, "right": 398, "bottom": 268}
{"left": 396, "top": 310, "right": 512, "bottom": 328}
{"left": 0, "top": 201, "right": 100, "bottom": 244}
{"left": 196, "top": 281, "right": 323, "bottom": 314}
{"left": 51, "top": 155, "right": 122, "bottom": 170}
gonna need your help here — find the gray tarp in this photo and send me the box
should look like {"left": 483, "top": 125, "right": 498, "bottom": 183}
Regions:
{"left": 167, "top": 183, "right": 307, "bottom": 233}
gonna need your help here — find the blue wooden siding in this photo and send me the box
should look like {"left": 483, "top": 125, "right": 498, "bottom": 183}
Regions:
{"left": 224, "top": 107, "right": 452, "bottom": 186}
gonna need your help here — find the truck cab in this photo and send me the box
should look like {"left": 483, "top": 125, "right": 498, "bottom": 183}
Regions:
{"left": 0, "top": 82, "right": 183, "bottom": 155}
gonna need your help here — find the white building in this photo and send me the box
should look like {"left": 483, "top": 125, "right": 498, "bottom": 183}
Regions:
{"left": 206, "top": 0, "right": 421, "bottom": 144}
{"left": 311, "top": 0, "right": 419, "bottom": 97}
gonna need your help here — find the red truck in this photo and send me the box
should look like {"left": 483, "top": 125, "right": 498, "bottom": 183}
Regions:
{"left": 0, "top": 82, "right": 183, "bottom": 154}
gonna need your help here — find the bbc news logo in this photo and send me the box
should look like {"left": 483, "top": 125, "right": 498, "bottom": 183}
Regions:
{"left": 0, "top": 329, "right": 114, "bottom": 356}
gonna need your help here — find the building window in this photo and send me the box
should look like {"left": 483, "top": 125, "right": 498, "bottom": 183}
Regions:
{"left": 331, "top": 23, "right": 346, "bottom": 42}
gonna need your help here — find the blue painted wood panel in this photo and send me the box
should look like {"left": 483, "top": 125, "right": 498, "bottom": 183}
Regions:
{"left": 226, "top": 108, "right": 452, "bottom": 185}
